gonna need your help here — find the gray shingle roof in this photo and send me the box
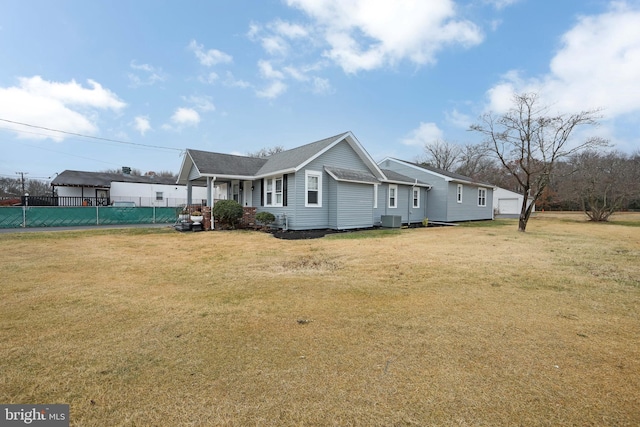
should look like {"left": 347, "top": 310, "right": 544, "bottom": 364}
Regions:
{"left": 381, "top": 169, "right": 431, "bottom": 186}
{"left": 390, "top": 158, "right": 494, "bottom": 186}
{"left": 324, "top": 166, "right": 380, "bottom": 184}
{"left": 51, "top": 170, "right": 177, "bottom": 187}
{"left": 186, "top": 132, "right": 350, "bottom": 178}
{"left": 256, "top": 132, "right": 348, "bottom": 175}
{"left": 188, "top": 149, "right": 267, "bottom": 176}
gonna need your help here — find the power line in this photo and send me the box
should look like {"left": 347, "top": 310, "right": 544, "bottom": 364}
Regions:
{"left": 0, "top": 117, "right": 182, "bottom": 152}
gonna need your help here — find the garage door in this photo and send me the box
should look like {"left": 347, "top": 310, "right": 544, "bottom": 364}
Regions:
{"left": 498, "top": 198, "right": 519, "bottom": 214}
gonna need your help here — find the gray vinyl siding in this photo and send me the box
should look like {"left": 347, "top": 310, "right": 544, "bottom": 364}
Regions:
{"left": 292, "top": 140, "right": 375, "bottom": 230}
{"left": 187, "top": 165, "right": 200, "bottom": 181}
{"left": 446, "top": 183, "right": 493, "bottom": 221}
{"left": 254, "top": 174, "right": 296, "bottom": 228}
{"left": 425, "top": 179, "right": 449, "bottom": 222}
{"left": 374, "top": 183, "right": 420, "bottom": 224}
{"left": 378, "top": 158, "right": 493, "bottom": 222}
{"left": 335, "top": 181, "right": 374, "bottom": 229}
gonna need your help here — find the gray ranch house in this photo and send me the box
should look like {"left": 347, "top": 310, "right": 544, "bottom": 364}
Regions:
{"left": 377, "top": 158, "right": 494, "bottom": 222}
{"left": 177, "top": 132, "right": 431, "bottom": 230}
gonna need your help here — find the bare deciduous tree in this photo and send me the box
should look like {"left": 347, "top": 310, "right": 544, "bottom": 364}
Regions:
{"left": 246, "top": 146, "right": 285, "bottom": 158}
{"left": 564, "top": 151, "right": 638, "bottom": 221}
{"left": 419, "top": 139, "right": 461, "bottom": 171}
{"left": 470, "top": 92, "right": 607, "bottom": 232}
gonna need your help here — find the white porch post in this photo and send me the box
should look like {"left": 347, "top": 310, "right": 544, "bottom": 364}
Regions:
{"left": 208, "top": 177, "right": 215, "bottom": 229}
{"left": 207, "top": 177, "right": 214, "bottom": 208}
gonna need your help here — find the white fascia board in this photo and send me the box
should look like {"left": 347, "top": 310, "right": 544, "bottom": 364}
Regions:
{"left": 295, "top": 134, "right": 345, "bottom": 171}
{"left": 199, "top": 173, "right": 257, "bottom": 181}
{"left": 296, "top": 132, "right": 386, "bottom": 180}
{"left": 343, "top": 132, "right": 387, "bottom": 179}
{"left": 381, "top": 157, "right": 474, "bottom": 185}
{"left": 176, "top": 151, "right": 195, "bottom": 184}
{"left": 382, "top": 179, "right": 431, "bottom": 188}
{"left": 254, "top": 168, "right": 297, "bottom": 179}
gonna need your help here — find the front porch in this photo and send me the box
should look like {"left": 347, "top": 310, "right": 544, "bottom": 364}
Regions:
{"left": 179, "top": 204, "right": 257, "bottom": 231}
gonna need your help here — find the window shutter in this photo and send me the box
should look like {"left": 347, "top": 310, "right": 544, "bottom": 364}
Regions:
{"left": 283, "top": 174, "right": 288, "bottom": 207}
{"left": 260, "top": 178, "right": 264, "bottom": 206}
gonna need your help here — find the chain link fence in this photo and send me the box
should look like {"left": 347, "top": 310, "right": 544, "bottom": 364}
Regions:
{"left": 0, "top": 206, "right": 180, "bottom": 229}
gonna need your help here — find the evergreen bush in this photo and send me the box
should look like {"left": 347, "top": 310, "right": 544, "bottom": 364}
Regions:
{"left": 212, "top": 200, "right": 243, "bottom": 228}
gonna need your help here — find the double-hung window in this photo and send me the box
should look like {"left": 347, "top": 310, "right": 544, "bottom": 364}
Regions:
{"left": 155, "top": 192, "right": 163, "bottom": 201}
{"left": 264, "top": 176, "right": 283, "bottom": 207}
{"left": 412, "top": 188, "right": 420, "bottom": 208}
{"left": 457, "top": 184, "right": 463, "bottom": 203}
{"left": 388, "top": 184, "right": 397, "bottom": 208}
{"left": 478, "top": 188, "right": 487, "bottom": 207}
{"left": 305, "top": 171, "right": 322, "bottom": 207}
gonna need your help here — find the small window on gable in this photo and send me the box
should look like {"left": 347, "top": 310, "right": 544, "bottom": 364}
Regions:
{"left": 389, "top": 184, "right": 397, "bottom": 208}
{"left": 305, "top": 170, "right": 322, "bottom": 207}
{"left": 413, "top": 188, "right": 420, "bottom": 208}
{"left": 457, "top": 184, "right": 463, "bottom": 203}
{"left": 478, "top": 188, "right": 487, "bottom": 207}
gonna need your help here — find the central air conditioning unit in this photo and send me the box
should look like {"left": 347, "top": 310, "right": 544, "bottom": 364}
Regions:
{"left": 381, "top": 215, "right": 402, "bottom": 228}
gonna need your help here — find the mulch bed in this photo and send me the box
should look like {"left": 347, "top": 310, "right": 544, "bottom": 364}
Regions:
{"left": 271, "top": 229, "right": 340, "bottom": 240}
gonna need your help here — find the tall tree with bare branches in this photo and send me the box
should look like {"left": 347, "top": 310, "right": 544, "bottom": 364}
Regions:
{"left": 419, "top": 139, "right": 461, "bottom": 171}
{"left": 470, "top": 92, "right": 607, "bottom": 232}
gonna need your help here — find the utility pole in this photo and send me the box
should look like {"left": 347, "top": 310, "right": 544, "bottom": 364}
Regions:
{"left": 16, "top": 171, "right": 28, "bottom": 194}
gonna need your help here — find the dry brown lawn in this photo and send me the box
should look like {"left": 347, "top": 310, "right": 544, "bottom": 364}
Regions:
{"left": 1, "top": 212, "right": 639, "bottom": 426}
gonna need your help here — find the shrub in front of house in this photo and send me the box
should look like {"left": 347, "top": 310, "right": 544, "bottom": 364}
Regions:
{"left": 212, "top": 200, "right": 244, "bottom": 229}
{"left": 255, "top": 211, "right": 275, "bottom": 229}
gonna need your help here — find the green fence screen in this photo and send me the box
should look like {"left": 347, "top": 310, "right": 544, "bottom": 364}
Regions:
{"left": 0, "top": 207, "right": 180, "bottom": 229}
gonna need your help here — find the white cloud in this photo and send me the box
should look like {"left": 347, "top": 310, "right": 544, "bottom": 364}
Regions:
{"left": 487, "top": 2, "right": 640, "bottom": 119}
{"left": 257, "top": 81, "right": 287, "bottom": 99}
{"left": 285, "top": 0, "right": 484, "bottom": 73}
{"left": 188, "top": 40, "right": 233, "bottom": 66}
{"left": 170, "top": 107, "right": 200, "bottom": 126}
{"left": 133, "top": 116, "right": 151, "bottom": 135}
{"left": 183, "top": 95, "right": 215, "bottom": 112}
{"left": 198, "top": 72, "right": 219, "bottom": 84}
{"left": 445, "top": 108, "right": 473, "bottom": 129}
{"left": 311, "top": 77, "right": 332, "bottom": 95}
{"left": 484, "top": 0, "right": 520, "bottom": 10}
{"left": 401, "top": 122, "right": 444, "bottom": 146}
{"left": 223, "top": 72, "right": 252, "bottom": 89}
{"left": 249, "top": 20, "right": 310, "bottom": 57}
{"left": 128, "top": 61, "right": 166, "bottom": 87}
{"left": 258, "top": 60, "right": 285, "bottom": 80}
{"left": 0, "top": 76, "right": 125, "bottom": 141}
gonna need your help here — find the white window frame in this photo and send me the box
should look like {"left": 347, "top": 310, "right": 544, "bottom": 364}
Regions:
{"left": 457, "top": 184, "right": 463, "bottom": 203}
{"left": 412, "top": 188, "right": 420, "bottom": 208}
{"left": 305, "top": 170, "right": 322, "bottom": 207}
{"left": 264, "top": 176, "right": 283, "bottom": 207}
{"left": 155, "top": 191, "right": 163, "bottom": 201}
{"left": 478, "top": 187, "right": 487, "bottom": 207}
{"left": 388, "top": 184, "right": 397, "bottom": 209}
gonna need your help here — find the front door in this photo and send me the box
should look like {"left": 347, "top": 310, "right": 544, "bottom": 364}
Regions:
{"left": 242, "top": 181, "right": 253, "bottom": 207}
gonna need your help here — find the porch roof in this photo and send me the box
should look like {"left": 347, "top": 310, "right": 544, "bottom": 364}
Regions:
{"left": 51, "top": 170, "right": 177, "bottom": 188}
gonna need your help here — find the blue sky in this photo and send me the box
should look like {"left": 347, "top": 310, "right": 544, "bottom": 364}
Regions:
{"left": 1, "top": 0, "right": 639, "bottom": 181}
